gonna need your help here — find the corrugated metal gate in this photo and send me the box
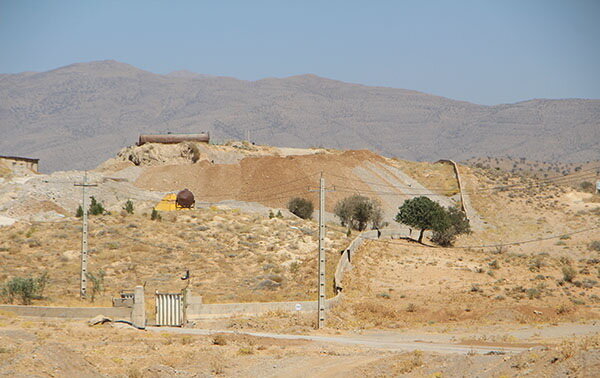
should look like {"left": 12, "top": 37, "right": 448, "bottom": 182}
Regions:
{"left": 155, "top": 292, "right": 183, "bottom": 326}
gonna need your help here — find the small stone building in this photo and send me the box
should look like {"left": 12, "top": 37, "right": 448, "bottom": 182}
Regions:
{"left": 0, "top": 155, "right": 39, "bottom": 173}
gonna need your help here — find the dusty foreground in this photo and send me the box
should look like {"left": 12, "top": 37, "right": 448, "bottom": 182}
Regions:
{"left": 1, "top": 314, "right": 599, "bottom": 377}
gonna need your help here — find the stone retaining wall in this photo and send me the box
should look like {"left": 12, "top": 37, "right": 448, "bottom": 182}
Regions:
{"left": 0, "top": 304, "right": 131, "bottom": 319}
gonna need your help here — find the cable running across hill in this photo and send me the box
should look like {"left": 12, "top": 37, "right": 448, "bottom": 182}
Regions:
{"left": 359, "top": 226, "right": 600, "bottom": 250}
{"left": 326, "top": 167, "right": 599, "bottom": 194}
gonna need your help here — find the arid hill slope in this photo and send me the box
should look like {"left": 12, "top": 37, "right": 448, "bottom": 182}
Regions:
{"left": 1, "top": 60, "right": 598, "bottom": 172}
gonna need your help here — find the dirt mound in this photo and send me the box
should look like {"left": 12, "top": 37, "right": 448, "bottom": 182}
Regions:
{"left": 133, "top": 149, "right": 388, "bottom": 213}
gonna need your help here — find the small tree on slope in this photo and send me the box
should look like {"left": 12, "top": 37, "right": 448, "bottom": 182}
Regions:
{"left": 395, "top": 197, "right": 449, "bottom": 243}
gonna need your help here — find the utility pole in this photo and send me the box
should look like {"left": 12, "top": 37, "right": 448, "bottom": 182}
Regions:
{"left": 74, "top": 172, "right": 97, "bottom": 299}
{"left": 309, "top": 173, "right": 332, "bottom": 328}
{"left": 317, "top": 173, "right": 326, "bottom": 329}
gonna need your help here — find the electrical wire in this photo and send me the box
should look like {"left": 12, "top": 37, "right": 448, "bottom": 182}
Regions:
{"left": 358, "top": 225, "right": 600, "bottom": 250}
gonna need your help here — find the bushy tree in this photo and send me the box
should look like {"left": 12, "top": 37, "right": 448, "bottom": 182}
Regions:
{"left": 287, "top": 197, "right": 314, "bottom": 219}
{"left": 1, "top": 272, "right": 49, "bottom": 305}
{"left": 334, "top": 195, "right": 383, "bottom": 231}
{"left": 396, "top": 197, "right": 470, "bottom": 245}
{"left": 431, "top": 206, "right": 471, "bottom": 246}
{"left": 395, "top": 197, "right": 449, "bottom": 243}
{"left": 75, "top": 205, "right": 83, "bottom": 217}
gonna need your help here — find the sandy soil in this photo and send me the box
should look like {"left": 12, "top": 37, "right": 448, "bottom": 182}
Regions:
{"left": 0, "top": 316, "right": 598, "bottom": 377}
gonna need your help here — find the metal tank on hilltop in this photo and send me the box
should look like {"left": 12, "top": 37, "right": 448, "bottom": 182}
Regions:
{"left": 176, "top": 189, "right": 195, "bottom": 209}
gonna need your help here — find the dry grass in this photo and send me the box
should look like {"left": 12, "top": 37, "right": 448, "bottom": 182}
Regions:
{"left": 390, "top": 159, "right": 459, "bottom": 196}
{"left": 0, "top": 208, "right": 348, "bottom": 308}
{"left": 331, "top": 238, "right": 600, "bottom": 328}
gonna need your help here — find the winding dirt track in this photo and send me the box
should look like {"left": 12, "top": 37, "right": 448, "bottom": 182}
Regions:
{"left": 148, "top": 327, "right": 530, "bottom": 355}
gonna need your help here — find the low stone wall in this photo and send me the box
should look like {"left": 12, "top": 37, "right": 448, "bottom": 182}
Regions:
{"left": 0, "top": 304, "right": 131, "bottom": 319}
{"left": 186, "top": 296, "right": 342, "bottom": 320}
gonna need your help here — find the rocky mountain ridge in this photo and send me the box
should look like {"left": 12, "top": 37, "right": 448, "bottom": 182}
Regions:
{"left": 1, "top": 60, "right": 598, "bottom": 172}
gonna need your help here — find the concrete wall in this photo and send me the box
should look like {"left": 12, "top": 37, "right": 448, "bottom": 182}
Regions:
{"left": 186, "top": 296, "right": 342, "bottom": 320}
{"left": 185, "top": 230, "right": 377, "bottom": 320}
{"left": 0, "top": 304, "right": 131, "bottom": 319}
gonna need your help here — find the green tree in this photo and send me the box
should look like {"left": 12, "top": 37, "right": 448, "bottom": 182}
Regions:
{"left": 287, "top": 197, "right": 314, "bottom": 219}
{"left": 1, "top": 272, "right": 49, "bottom": 305}
{"left": 334, "top": 195, "right": 383, "bottom": 231}
{"left": 75, "top": 205, "right": 83, "bottom": 218}
{"left": 395, "top": 197, "right": 449, "bottom": 243}
{"left": 431, "top": 206, "right": 471, "bottom": 246}
{"left": 123, "top": 200, "right": 134, "bottom": 214}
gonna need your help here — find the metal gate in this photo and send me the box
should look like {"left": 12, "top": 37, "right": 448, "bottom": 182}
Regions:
{"left": 155, "top": 292, "right": 183, "bottom": 326}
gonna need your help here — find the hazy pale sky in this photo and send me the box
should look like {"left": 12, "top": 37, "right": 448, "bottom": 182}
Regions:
{"left": 1, "top": 0, "right": 598, "bottom": 105}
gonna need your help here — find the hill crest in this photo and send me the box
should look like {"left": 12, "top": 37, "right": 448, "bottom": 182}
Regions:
{"left": 0, "top": 60, "right": 598, "bottom": 172}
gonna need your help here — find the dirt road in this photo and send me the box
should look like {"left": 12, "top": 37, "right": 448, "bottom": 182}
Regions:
{"left": 148, "top": 327, "right": 530, "bottom": 355}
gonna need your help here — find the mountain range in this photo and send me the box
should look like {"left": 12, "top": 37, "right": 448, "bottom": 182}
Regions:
{"left": 1, "top": 60, "right": 598, "bottom": 172}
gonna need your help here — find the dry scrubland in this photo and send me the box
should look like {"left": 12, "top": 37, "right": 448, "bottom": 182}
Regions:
{"left": 0, "top": 208, "right": 348, "bottom": 311}
{"left": 327, "top": 164, "right": 600, "bottom": 329}
{"left": 1, "top": 148, "right": 600, "bottom": 376}
{"left": 1, "top": 316, "right": 599, "bottom": 377}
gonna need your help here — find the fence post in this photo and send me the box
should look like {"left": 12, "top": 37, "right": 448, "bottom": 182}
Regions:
{"left": 132, "top": 285, "right": 145, "bottom": 329}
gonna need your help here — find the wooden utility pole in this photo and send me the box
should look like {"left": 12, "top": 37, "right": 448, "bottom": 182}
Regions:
{"left": 74, "top": 172, "right": 97, "bottom": 299}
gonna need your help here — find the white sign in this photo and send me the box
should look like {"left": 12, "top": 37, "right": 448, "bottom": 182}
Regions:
{"left": 295, "top": 303, "right": 302, "bottom": 311}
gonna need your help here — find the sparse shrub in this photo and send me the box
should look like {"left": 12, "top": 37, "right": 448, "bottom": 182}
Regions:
{"left": 123, "top": 200, "right": 134, "bottom": 214}
{"left": 85, "top": 270, "right": 105, "bottom": 302}
{"left": 151, "top": 209, "right": 161, "bottom": 221}
{"left": 76, "top": 205, "right": 83, "bottom": 217}
{"left": 238, "top": 347, "right": 254, "bottom": 355}
{"left": 492, "top": 246, "right": 506, "bottom": 254}
{"left": 580, "top": 181, "right": 594, "bottom": 193}
{"left": 268, "top": 210, "right": 275, "bottom": 219}
{"left": 377, "top": 292, "right": 391, "bottom": 299}
{"left": 488, "top": 260, "right": 500, "bottom": 269}
{"left": 287, "top": 197, "right": 314, "bottom": 219}
{"left": 1, "top": 272, "right": 49, "bottom": 305}
{"left": 589, "top": 241, "right": 600, "bottom": 252}
{"left": 276, "top": 210, "right": 283, "bottom": 219}
{"left": 212, "top": 335, "right": 227, "bottom": 345}
{"left": 406, "top": 303, "right": 416, "bottom": 312}
{"left": 88, "top": 196, "right": 105, "bottom": 216}
{"left": 529, "top": 257, "right": 545, "bottom": 272}
{"left": 526, "top": 287, "right": 542, "bottom": 299}
{"left": 289, "top": 262, "right": 300, "bottom": 274}
{"left": 335, "top": 195, "right": 383, "bottom": 231}
{"left": 562, "top": 266, "right": 577, "bottom": 283}
{"left": 556, "top": 304, "right": 572, "bottom": 314}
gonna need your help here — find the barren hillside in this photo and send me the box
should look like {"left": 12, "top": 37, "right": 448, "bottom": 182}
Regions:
{"left": 1, "top": 60, "right": 598, "bottom": 172}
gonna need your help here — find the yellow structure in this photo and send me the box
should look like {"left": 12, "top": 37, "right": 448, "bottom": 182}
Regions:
{"left": 154, "top": 193, "right": 192, "bottom": 211}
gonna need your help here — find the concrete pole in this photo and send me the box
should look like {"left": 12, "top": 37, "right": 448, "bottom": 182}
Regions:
{"left": 75, "top": 172, "right": 97, "bottom": 300}
{"left": 132, "top": 285, "right": 146, "bottom": 329}
{"left": 317, "top": 174, "right": 326, "bottom": 329}
{"left": 80, "top": 172, "right": 89, "bottom": 299}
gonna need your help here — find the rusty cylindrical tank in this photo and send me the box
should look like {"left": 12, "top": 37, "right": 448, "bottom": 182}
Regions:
{"left": 176, "top": 189, "right": 195, "bottom": 209}
{"left": 138, "top": 133, "right": 210, "bottom": 146}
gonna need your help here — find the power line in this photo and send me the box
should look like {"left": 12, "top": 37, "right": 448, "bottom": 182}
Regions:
{"left": 359, "top": 226, "right": 600, "bottom": 250}
{"left": 193, "top": 172, "right": 319, "bottom": 198}
{"left": 327, "top": 168, "right": 598, "bottom": 195}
